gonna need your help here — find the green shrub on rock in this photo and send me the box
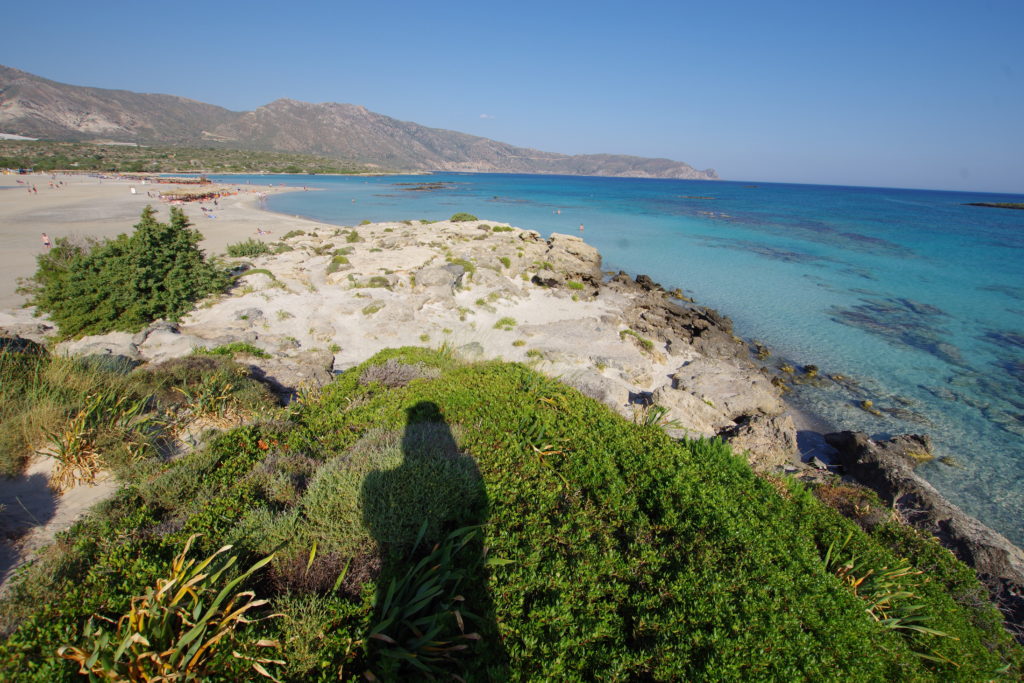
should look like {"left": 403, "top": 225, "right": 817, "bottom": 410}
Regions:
{"left": 225, "top": 238, "right": 271, "bottom": 257}
{"left": 21, "top": 206, "right": 228, "bottom": 338}
{"left": 450, "top": 213, "right": 478, "bottom": 222}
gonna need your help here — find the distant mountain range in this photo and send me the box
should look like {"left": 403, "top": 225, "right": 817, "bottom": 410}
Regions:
{"left": 0, "top": 65, "right": 717, "bottom": 180}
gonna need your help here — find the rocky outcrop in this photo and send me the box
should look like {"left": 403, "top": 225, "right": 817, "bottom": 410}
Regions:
{"left": 33, "top": 219, "right": 798, "bottom": 467}
{"left": 826, "top": 431, "right": 1024, "bottom": 633}
{"left": 245, "top": 349, "right": 335, "bottom": 398}
{"left": 608, "top": 272, "right": 745, "bottom": 361}
{"left": 719, "top": 414, "right": 798, "bottom": 471}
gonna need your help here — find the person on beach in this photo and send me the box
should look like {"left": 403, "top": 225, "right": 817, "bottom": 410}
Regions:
{"left": 41, "top": 233, "right": 51, "bottom": 250}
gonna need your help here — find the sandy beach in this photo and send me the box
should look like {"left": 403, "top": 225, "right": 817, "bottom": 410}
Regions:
{"left": 0, "top": 173, "right": 320, "bottom": 309}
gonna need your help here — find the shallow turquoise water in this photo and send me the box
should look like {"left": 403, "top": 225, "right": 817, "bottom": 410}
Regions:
{"left": 211, "top": 173, "right": 1024, "bottom": 545}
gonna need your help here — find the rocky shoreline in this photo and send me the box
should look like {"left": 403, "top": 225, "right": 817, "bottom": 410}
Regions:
{"left": 3, "top": 215, "right": 1023, "bottom": 636}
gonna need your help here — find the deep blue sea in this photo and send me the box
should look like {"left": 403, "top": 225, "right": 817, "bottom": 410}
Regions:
{"left": 209, "top": 173, "right": 1024, "bottom": 545}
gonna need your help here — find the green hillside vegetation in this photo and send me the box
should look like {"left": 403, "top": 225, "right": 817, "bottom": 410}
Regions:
{"left": 0, "top": 344, "right": 1020, "bottom": 681}
{"left": 0, "top": 140, "right": 376, "bottom": 174}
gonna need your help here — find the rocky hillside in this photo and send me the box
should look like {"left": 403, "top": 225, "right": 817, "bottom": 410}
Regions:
{"left": 0, "top": 66, "right": 238, "bottom": 145}
{"left": 0, "top": 65, "right": 717, "bottom": 179}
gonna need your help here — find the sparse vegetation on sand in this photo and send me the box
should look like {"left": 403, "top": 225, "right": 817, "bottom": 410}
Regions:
{"left": 0, "top": 346, "right": 1020, "bottom": 680}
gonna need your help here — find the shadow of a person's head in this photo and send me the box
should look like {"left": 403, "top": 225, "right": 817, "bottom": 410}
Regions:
{"left": 360, "top": 401, "right": 486, "bottom": 554}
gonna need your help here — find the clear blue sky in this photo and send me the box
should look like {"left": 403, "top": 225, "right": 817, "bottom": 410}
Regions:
{"left": 3, "top": 0, "right": 1022, "bottom": 193}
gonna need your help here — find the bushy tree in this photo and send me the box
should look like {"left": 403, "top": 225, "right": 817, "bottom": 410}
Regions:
{"left": 22, "top": 206, "right": 228, "bottom": 337}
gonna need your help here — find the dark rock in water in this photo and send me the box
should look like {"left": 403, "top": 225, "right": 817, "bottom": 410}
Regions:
{"left": 828, "top": 296, "right": 963, "bottom": 365}
{"left": 825, "top": 430, "right": 1024, "bottom": 635}
{"left": 635, "top": 274, "right": 661, "bottom": 292}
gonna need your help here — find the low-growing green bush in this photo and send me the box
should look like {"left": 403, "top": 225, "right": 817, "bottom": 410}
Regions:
{"left": 326, "top": 254, "right": 350, "bottom": 274}
{"left": 194, "top": 342, "right": 271, "bottom": 359}
{"left": 493, "top": 316, "right": 516, "bottom": 331}
{"left": 491, "top": 226, "right": 514, "bottom": 233}
{"left": 450, "top": 213, "right": 478, "bottom": 222}
{"left": 281, "top": 229, "right": 306, "bottom": 240}
{"left": 0, "top": 348, "right": 1020, "bottom": 681}
{"left": 225, "top": 238, "right": 271, "bottom": 257}
{"left": 620, "top": 328, "right": 655, "bottom": 351}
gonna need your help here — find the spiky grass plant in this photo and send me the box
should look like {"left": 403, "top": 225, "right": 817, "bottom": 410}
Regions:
{"left": 824, "top": 532, "right": 954, "bottom": 663}
{"left": 631, "top": 403, "right": 683, "bottom": 429}
{"left": 44, "top": 391, "right": 152, "bottom": 491}
{"left": 58, "top": 534, "right": 280, "bottom": 681}
{"left": 365, "top": 524, "right": 486, "bottom": 680}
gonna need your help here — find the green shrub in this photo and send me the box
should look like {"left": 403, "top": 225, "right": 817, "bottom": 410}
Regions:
{"left": 446, "top": 257, "right": 476, "bottom": 276}
{"left": 21, "top": 207, "right": 228, "bottom": 338}
{"left": 491, "top": 226, "right": 514, "bottom": 233}
{"left": 359, "top": 220, "right": 372, "bottom": 226}
{"left": 225, "top": 238, "right": 271, "bottom": 257}
{"left": 620, "top": 328, "right": 655, "bottom": 351}
{"left": 566, "top": 281, "right": 585, "bottom": 290}
{"left": 194, "top": 342, "right": 270, "bottom": 359}
{"left": 450, "top": 213, "right": 478, "bottom": 222}
{"left": 282, "top": 229, "right": 306, "bottom": 240}
{"left": 498, "top": 256, "right": 511, "bottom": 268}
{"left": 326, "top": 254, "right": 350, "bottom": 274}
{"left": 493, "top": 317, "right": 516, "bottom": 331}
{"left": 346, "top": 230, "right": 363, "bottom": 243}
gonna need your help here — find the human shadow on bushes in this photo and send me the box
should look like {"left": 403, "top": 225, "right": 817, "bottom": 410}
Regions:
{"left": 360, "top": 401, "right": 508, "bottom": 680}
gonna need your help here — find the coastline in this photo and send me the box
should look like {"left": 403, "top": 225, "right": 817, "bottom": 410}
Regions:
{"left": 2, "top": 173, "right": 1023, "bottom": 635}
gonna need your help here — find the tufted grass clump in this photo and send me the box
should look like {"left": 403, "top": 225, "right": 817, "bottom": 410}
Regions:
{"left": 493, "top": 317, "right": 516, "bottom": 331}
{"left": 195, "top": 342, "right": 271, "bottom": 359}
{"left": 225, "top": 238, "right": 271, "bottom": 257}
{"left": 620, "top": 328, "right": 654, "bottom": 351}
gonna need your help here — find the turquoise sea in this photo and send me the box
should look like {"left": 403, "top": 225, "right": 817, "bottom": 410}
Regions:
{"left": 209, "top": 173, "right": 1024, "bottom": 545}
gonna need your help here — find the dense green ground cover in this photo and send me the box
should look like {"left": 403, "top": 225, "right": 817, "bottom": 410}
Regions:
{"left": 0, "top": 347, "right": 1020, "bottom": 680}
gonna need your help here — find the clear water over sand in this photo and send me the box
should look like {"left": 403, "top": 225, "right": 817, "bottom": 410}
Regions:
{"left": 213, "top": 173, "right": 1024, "bottom": 545}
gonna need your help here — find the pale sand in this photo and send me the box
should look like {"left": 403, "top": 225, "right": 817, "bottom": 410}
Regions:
{"left": 0, "top": 173, "right": 324, "bottom": 309}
